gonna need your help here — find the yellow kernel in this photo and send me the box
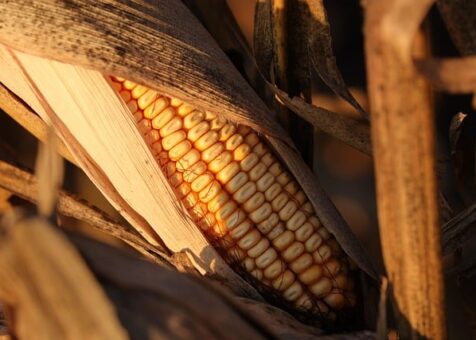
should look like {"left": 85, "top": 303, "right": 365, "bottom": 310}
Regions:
{"left": 202, "top": 143, "right": 224, "bottom": 162}
{"left": 310, "top": 277, "right": 332, "bottom": 297}
{"left": 267, "top": 222, "right": 286, "bottom": 240}
{"left": 177, "top": 103, "right": 195, "bottom": 116}
{"left": 151, "top": 107, "right": 175, "bottom": 129}
{"left": 151, "top": 141, "right": 163, "bottom": 155}
{"left": 271, "top": 192, "right": 288, "bottom": 212}
{"left": 233, "top": 182, "right": 257, "bottom": 204}
{"left": 169, "top": 140, "right": 191, "bottom": 161}
{"left": 304, "top": 233, "right": 322, "bottom": 253}
{"left": 208, "top": 191, "right": 229, "bottom": 213}
{"left": 168, "top": 172, "right": 183, "bottom": 188}
{"left": 272, "top": 270, "right": 295, "bottom": 291}
{"left": 229, "top": 219, "right": 252, "bottom": 239}
{"left": 219, "top": 124, "right": 237, "bottom": 141}
{"left": 131, "top": 85, "right": 148, "bottom": 99}
{"left": 208, "top": 151, "right": 233, "bottom": 173}
{"left": 256, "top": 213, "right": 279, "bottom": 234}
{"left": 205, "top": 111, "right": 217, "bottom": 120}
{"left": 191, "top": 173, "right": 213, "bottom": 192}
{"left": 122, "top": 80, "right": 136, "bottom": 90}
{"left": 299, "top": 265, "right": 323, "bottom": 285}
{"left": 269, "top": 162, "right": 284, "bottom": 176}
{"left": 211, "top": 117, "right": 227, "bottom": 130}
{"left": 198, "top": 180, "right": 221, "bottom": 203}
{"left": 284, "top": 181, "right": 299, "bottom": 195}
{"left": 119, "top": 90, "right": 131, "bottom": 102}
{"left": 176, "top": 149, "right": 200, "bottom": 172}
{"left": 273, "top": 230, "right": 295, "bottom": 251}
{"left": 162, "top": 161, "right": 176, "bottom": 177}
{"left": 324, "top": 291, "right": 345, "bottom": 310}
{"left": 251, "top": 269, "right": 263, "bottom": 281}
{"left": 294, "top": 191, "right": 307, "bottom": 204}
{"left": 224, "top": 209, "right": 246, "bottom": 230}
{"left": 138, "top": 89, "right": 158, "bottom": 110}
{"left": 240, "top": 153, "right": 259, "bottom": 172}
{"left": 170, "top": 97, "right": 183, "bottom": 107}
{"left": 127, "top": 100, "right": 138, "bottom": 113}
{"left": 265, "top": 183, "right": 282, "bottom": 201}
{"left": 195, "top": 131, "right": 219, "bottom": 151}
{"left": 317, "top": 227, "right": 331, "bottom": 240}
{"left": 238, "top": 125, "right": 251, "bottom": 135}
{"left": 233, "top": 144, "right": 251, "bottom": 161}
{"left": 253, "top": 143, "right": 266, "bottom": 156}
{"left": 189, "top": 202, "right": 207, "bottom": 221}
{"left": 242, "top": 257, "right": 256, "bottom": 271}
{"left": 143, "top": 97, "right": 169, "bottom": 119}
{"left": 160, "top": 117, "right": 182, "bottom": 137}
{"left": 324, "top": 259, "right": 341, "bottom": 277}
{"left": 182, "top": 191, "right": 199, "bottom": 209}
{"left": 137, "top": 119, "right": 151, "bottom": 135}
{"left": 249, "top": 203, "right": 272, "bottom": 224}
{"left": 296, "top": 295, "right": 313, "bottom": 310}
{"left": 249, "top": 163, "right": 267, "bottom": 181}
{"left": 183, "top": 111, "right": 205, "bottom": 129}
{"left": 313, "top": 244, "right": 332, "bottom": 264}
{"left": 188, "top": 121, "right": 210, "bottom": 142}
{"left": 256, "top": 173, "right": 274, "bottom": 191}
{"left": 283, "top": 281, "right": 303, "bottom": 302}
{"left": 197, "top": 212, "right": 215, "bottom": 231}
{"left": 280, "top": 201, "right": 299, "bottom": 222}
{"left": 261, "top": 153, "right": 274, "bottom": 166}
{"left": 175, "top": 182, "right": 191, "bottom": 199}
{"left": 276, "top": 171, "right": 291, "bottom": 186}
{"left": 182, "top": 161, "right": 207, "bottom": 183}
{"left": 216, "top": 200, "right": 237, "bottom": 221}
{"left": 225, "top": 172, "right": 248, "bottom": 193}
{"left": 289, "top": 253, "right": 313, "bottom": 273}
{"left": 162, "top": 130, "right": 186, "bottom": 151}
{"left": 302, "top": 202, "right": 314, "bottom": 214}
{"left": 264, "top": 259, "right": 285, "bottom": 279}
{"left": 245, "top": 133, "right": 259, "bottom": 147}
{"left": 237, "top": 229, "right": 261, "bottom": 250}
{"left": 255, "top": 247, "right": 277, "bottom": 269}
{"left": 226, "top": 134, "right": 243, "bottom": 151}
{"left": 243, "top": 192, "right": 265, "bottom": 213}
{"left": 217, "top": 162, "right": 240, "bottom": 184}
{"left": 295, "top": 222, "right": 314, "bottom": 240}
{"left": 247, "top": 238, "right": 270, "bottom": 258}
{"left": 282, "top": 242, "right": 305, "bottom": 262}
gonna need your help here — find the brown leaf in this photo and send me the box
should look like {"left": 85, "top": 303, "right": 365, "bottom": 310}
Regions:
{"left": 307, "top": 0, "right": 368, "bottom": 119}
{"left": 273, "top": 88, "right": 371, "bottom": 155}
{"left": 436, "top": 0, "right": 476, "bottom": 55}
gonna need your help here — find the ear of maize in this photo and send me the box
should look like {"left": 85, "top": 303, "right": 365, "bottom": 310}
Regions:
{"left": 110, "top": 76, "right": 355, "bottom": 318}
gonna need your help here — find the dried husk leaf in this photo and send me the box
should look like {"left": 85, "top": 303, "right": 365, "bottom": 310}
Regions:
{"left": 305, "top": 0, "right": 367, "bottom": 118}
{"left": 0, "top": 0, "right": 376, "bottom": 281}
{"left": 436, "top": 0, "right": 476, "bottom": 56}
{"left": 0, "top": 215, "right": 127, "bottom": 339}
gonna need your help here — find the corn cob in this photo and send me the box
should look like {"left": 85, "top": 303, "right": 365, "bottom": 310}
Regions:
{"left": 110, "top": 76, "right": 355, "bottom": 317}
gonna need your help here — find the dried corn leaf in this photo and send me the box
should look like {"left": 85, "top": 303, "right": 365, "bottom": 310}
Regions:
{"left": 306, "top": 0, "right": 367, "bottom": 118}
{"left": 0, "top": 0, "right": 375, "bottom": 282}
{"left": 0, "top": 215, "right": 127, "bottom": 339}
{"left": 436, "top": 0, "right": 476, "bottom": 55}
{"left": 254, "top": 0, "right": 366, "bottom": 117}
